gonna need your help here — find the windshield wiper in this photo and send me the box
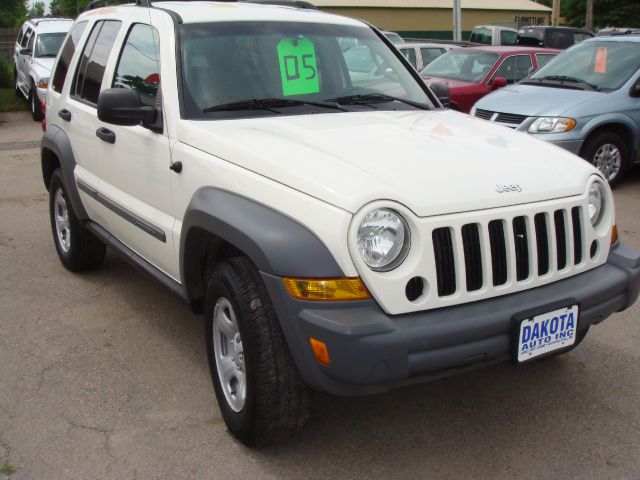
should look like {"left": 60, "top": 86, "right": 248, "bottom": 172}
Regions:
{"left": 324, "top": 93, "right": 430, "bottom": 110}
{"left": 536, "top": 75, "right": 600, "bottom": 91}
{"left": 203, "top": 98, "right": 346, "bottom": 113}
{"left": 36, "top": 53, "right": 57, "bottom": 58}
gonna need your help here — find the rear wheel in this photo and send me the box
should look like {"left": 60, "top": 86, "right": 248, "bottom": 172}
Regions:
{"left": 581, "top": 131, "right": 629, "bottom": 187}
{"left": 29, "top": 84, "right": 43, "bottom": 121}
{"left": 205, "top": 257, "right": 311, "bottom": 446}
{"left": 49, "top": 170, "right": 106, "bottom": 271}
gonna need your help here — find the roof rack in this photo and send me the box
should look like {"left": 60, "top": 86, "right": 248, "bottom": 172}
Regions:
{"left": 85, "top": 0, "right": 316, "bottom": 11}
{"left": 29, "top": 16, "right": 74, "bottom": 23}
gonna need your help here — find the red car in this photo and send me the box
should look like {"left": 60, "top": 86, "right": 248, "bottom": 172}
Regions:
{"left": 420, "top": 46, "right": 560, "bottom": 113}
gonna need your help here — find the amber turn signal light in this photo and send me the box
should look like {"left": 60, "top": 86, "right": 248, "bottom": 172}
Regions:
{"left": 283, "top": 277, "right": 370, "bottom": 302}
{"left": 309, "top": 338, "right": 331, "bottom": 365}
{"left": 611, "top": 225, "right": 619, "bottom": 245}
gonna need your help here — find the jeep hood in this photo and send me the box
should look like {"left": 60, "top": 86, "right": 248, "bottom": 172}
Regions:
{"left": 179, "top": 110, "right": 595, "bottom": 217}
{"left": 476, "top": 84, "right": 603, "bottom": 117}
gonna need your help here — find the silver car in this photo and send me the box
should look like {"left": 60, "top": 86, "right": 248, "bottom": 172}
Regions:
{"left": 472, "top": 35, "right": 640, "bottom": 185}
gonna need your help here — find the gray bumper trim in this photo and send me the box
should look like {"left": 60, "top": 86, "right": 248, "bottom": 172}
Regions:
{"left": 262, "top": 243, "right": 640, "bottom": 397}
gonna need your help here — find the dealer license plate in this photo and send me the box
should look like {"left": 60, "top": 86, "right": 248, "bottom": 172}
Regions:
{"left": 517, "top": 305, "right": 579, "bottom": 363}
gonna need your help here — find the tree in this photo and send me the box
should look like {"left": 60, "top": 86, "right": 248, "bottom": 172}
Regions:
{"left": 0, "top": 0, "right": 28, "bottom": 27}
{"left": 27, "top": 0, "right": 45, "bottom": 17}
{"left": 561, "top": 0, "right": 640, "bottom": 29}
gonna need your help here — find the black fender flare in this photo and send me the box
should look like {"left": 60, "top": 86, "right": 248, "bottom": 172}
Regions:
{"left": 41, "top": 124, "right": 88, "bottom": 220}
{"left": 180, "top": 187, "right": 344, "bottom": 302}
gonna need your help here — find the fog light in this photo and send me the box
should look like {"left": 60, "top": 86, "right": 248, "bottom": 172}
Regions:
{"left": 309, "top": 338, "right": 331, "bottom": 365}
{"left": 283, "top": 277, "right": 370, "bottom": 301}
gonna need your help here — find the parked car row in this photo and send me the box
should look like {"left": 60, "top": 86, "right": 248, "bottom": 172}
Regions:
{"left": 471, "top": 34, "right": 640, "bottom": 185}
{"left": 13, "top": 17, "right": 73, "bottom": 121}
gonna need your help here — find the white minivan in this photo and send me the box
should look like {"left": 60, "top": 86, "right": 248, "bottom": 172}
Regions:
{"left": 470, "top": 25, "right": 518, "bottom": 46}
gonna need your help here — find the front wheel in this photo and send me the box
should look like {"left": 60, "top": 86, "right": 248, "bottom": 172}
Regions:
{"left": 29, "top": 84, "right": 43, "bottom": 121}
{"left": 581, "top": 131, "right": 629, "bottom": 187}
{"left": 205, "top": 257, "right": 311, "bottom": 446}
{"left": 49, "top": 170, "right": 106, "bottom": 271}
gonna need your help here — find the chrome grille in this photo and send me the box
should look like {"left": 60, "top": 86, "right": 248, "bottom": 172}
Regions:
{"left": 431, "top": 207, "right": 586, "bottom": 298}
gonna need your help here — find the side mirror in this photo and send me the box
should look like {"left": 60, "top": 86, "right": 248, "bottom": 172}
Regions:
{"left": 97, "top": 88, "right": 157, "bottom": 127}
{"left": 20, "top": 48, "right": 32, "bottom": 56}
{"left": 430, "top": 81, "right": 451, "bottom": 109}
{"left": 630, "top": 82, "right": 640, "bottom": 98}
{"left": 489, "top": 76, "right": 508, "bottom": 90}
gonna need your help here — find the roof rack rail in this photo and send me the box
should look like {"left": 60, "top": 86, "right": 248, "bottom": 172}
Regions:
{"left": 86, "top": 0, "right": 317, "bottom": 12}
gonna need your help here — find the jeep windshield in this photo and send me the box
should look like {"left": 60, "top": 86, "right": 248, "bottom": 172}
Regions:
{"left": 35, "top": 32, "right": 67, "bottom": 58}
{"left": 525, "top": 41, "right": 640, "bottom": 92}
{"left": 420, "top": 50, "right": 500, "bottom": 83}
{"left": 179, "top": 21, "right": 434, "bottom": 119}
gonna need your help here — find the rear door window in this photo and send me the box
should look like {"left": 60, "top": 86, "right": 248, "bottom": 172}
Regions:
{"left": 536, "top": 53, "right": 556, "bottom": 68}
{"left": 492, "top": 55, "right": 533, "bottom": 84}
{"left": 52, "top": 21, "right": 88, "bottom": 93}
{"left": 21, "top": 28, "right": 33, "bottom": 48}
{"left": 112, "top": 23, "right": 161, "bottom": 107}
{"left": 72, "top": 20, "right": 122, "bottom": 106}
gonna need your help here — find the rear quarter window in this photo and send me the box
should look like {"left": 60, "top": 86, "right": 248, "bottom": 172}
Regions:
{"left": 52, "top": 22, "right": 88, "bottom": 93}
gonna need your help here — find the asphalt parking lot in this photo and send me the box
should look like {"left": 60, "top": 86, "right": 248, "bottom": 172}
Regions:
{"left": 1, "top": 110, "right": 639, "bottom": 479}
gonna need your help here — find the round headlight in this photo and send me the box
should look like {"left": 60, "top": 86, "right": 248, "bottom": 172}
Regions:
{"left": 357, "top": 209, "right": 410, "bottom": 271}
{"left": 588, "top": 181, "right": 605, "bottom": 226}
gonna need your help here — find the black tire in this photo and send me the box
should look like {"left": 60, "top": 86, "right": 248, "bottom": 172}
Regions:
{"left": 580, "top": 131, "right": 629, "bottom": 187}
{"left": 29, "top": 84, "right": 43, "bottom": 121}
{"left": 205, "top": 257, "right": 311, "bottom": 446}
{"left": 49, "top": 170, "right": 106, "bottom": 271}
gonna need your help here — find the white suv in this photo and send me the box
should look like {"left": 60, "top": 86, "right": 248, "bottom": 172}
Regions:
{"left": 42, "top": 0, "right": 640, "bottom": 446}
{"left": 14, "top": 17, "right": 73, "bottom": 121}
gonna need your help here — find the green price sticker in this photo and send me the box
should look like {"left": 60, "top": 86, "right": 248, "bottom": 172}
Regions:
{"left": 277, "top": 37, "right": 320, "bottom": 96}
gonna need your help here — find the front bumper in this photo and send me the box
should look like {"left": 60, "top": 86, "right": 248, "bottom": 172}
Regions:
{"left": 263, "top": 243, "right": 640, "bottom": 396}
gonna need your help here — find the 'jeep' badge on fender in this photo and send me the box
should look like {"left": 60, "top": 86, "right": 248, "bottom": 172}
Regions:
{"left": 496, "top": 184, "right": 523, "bottom": 193}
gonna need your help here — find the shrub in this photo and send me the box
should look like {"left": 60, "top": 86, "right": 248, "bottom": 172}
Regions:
{"left": 0, "top": 57, "right": 14, "bottom": 88}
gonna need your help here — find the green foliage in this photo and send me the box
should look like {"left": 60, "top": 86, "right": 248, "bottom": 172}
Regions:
{"left": 0, "top": 463, "right": 16, "bottom": 475}
{"left": 27, "top": 0, "right": 45, "bottom": 17}
{"left": 0, "top": 0, "right": 27, "bottom": 27}
{"left": 50, "top": 0, "right": 92, "bottom": 17}
{"left": 0, "top": 57, "right": 14, "bottom": 89}
{"left": 562, "top": 0, "right": 640, "bottom": 29}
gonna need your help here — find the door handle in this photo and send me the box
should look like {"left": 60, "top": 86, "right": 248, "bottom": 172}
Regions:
{"left": 96, "top": 127, "right": 116, "bottom": 144}
{"left": 58, "top": 109, "right": 71, "bottom": 121}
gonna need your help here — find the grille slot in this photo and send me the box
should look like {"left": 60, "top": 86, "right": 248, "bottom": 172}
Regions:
{"left": 495, "top": 112, "right": 528, "bottom": 125}
{"left": 432, "top": 228, "right": 456, "bottom": 296}
{"left": 428, "top": 206, "right": 588, "bottom": 300}
{"left": 513, "top": 216, "right": 529, "bottom": 281}
{"left": 474, "top": 108, "right": 494, "bottom": 120}
{"left": 462, "top": 224, "right": 483, "bottom": 291}
{"left": 554, "top": 210, "right": 567, "bottom": 270}
{"left": 571, "top": 207, "right": 583, "bottom": 264}
{"left": 534, "top": 213, "right": 550, "bottom": 276}
{"left": 488, "top": 220, "right": 508, "bottom": 286}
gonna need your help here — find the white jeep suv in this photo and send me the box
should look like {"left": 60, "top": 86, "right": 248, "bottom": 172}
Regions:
{"left": 14, "top": 17, "right": 73, "bottom": 121}
{"left": 42, "top": 0, "right": 640, "bottom": 446}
